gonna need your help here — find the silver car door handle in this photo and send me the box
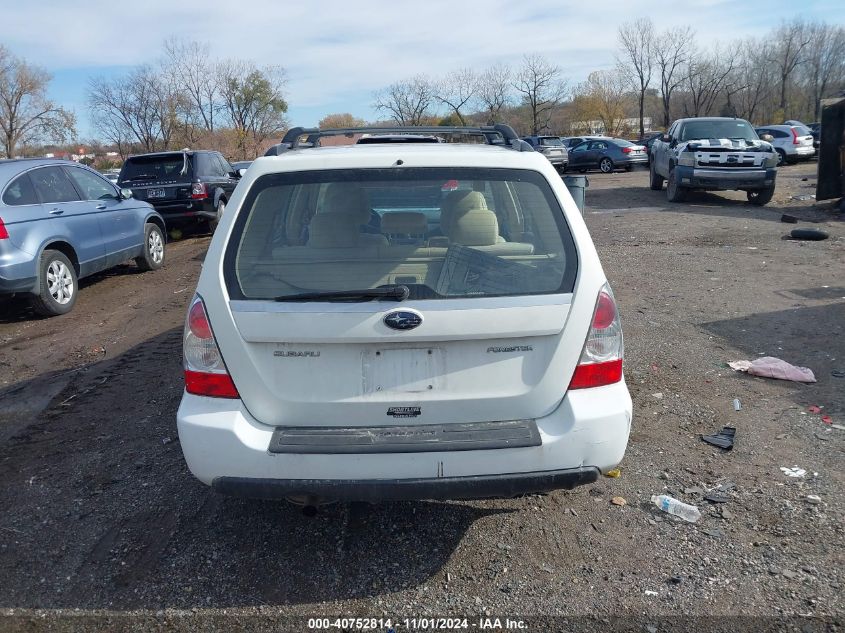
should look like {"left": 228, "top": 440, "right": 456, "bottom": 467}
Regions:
{"left": 96, "top": 203, "right": 107, "bottom": 210}
{"left": 49, "top": 208, "right": 64, "bottom": 215}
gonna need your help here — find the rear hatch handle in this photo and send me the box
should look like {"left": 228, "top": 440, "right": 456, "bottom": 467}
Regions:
{"left": 275, "top": 285, "right": 411, "bottom": 303}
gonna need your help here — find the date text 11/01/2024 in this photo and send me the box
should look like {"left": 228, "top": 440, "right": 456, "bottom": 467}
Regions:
{"left": 307, "top": 617, "right": 529, "bottom": 631}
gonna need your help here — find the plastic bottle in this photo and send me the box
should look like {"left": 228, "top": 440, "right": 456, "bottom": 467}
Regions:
{"left": 650, "top": 494, "right": 701, "bottom": 523}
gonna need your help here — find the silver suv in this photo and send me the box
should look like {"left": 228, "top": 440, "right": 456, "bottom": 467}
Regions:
{"left": 754, "top": 125, "right": 815, "bottom": 165}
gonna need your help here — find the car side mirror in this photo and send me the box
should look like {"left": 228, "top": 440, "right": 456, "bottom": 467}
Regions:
{"left": 760, "top": 133, "right": 774, "bottom": 142}
{"left": 119, "top": 188, "right": 133, "bottom": 200}
{"left": 662, "top": 134, "right": 671, "bottom": 143}
{"left": 237, "top": 168, "right": 247, "bottom": 177}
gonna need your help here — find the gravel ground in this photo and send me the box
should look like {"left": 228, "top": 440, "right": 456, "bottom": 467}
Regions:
{"left": 0, "top": 162, "right": 842, "bottom": 632}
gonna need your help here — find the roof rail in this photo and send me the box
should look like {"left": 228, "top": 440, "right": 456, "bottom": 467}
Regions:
{"left": 265, "top": 124, "right": 530, "bottom": 156}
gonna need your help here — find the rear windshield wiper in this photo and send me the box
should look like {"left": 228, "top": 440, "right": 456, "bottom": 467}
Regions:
{"left": 275, "top": 285, "right": 410, "bottom": 302}
{"left": 126, "top": 174, "right": 157, "bottom": 181}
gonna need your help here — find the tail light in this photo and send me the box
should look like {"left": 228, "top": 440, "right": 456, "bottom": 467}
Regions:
{"left": 569, "top": 284, "right": 624, "bottom": 390}
{"left": 183, "top": 295, "right": 239, "bottom": 398}
{"left": 621, "top": 147, "right": 632, "bottom": 154}
{"left": 191, "top": 182, "right": 208, "bottom": 200}
{"left": 791, "top": 128, "right": 800, "bottom": 145}
{"left": 0, "top": 218, "right": 8, "bottom": 240}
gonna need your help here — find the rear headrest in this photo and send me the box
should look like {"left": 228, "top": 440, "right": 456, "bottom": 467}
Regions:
{"left": 320, "top": 183, "right": 370, "bottom": 224}
{"left": 440, "top": 190, "right": 488, "bottom": 236}
{"left": 307, "top": 213, "right": 359, "bottom": 248}
{"left": 381, "top": 212, "right": 427, "bottom": 235}
{"left": 449, "top": 207, "right": 500, "bottom": 246}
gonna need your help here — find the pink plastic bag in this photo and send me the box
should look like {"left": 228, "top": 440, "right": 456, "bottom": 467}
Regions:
{"left": 730, "top": 356, "right": 816, "bottom": 383}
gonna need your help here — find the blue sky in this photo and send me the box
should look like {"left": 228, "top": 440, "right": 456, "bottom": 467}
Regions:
{"left": 4, "top": 0, "right": 845, "bottom": 140}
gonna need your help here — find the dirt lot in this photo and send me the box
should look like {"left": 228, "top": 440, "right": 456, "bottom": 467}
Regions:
{"left": 0, "top": 162, "right": 843, "bottom": 632}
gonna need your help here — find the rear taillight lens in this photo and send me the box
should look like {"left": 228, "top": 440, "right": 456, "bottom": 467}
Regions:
{"left": 791, "top": 128, "right": 800, "bottom": 145}
{"left": 569, "top": 284, "right": 624, "bottom": 390}
{"left": 183, "top": 295, "right": 239, "bottom": 398}
{"left": 191, "top": 182, "right": 208, "bottom": 199}
{"left": 621, "top": 147, "right": 632, "bottom": 154}
{"left": 0, "top": 218, "right": 8, "bottom": 240}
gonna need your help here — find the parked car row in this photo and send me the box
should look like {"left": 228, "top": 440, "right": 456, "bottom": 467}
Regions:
{"left": 754, "top": 124, "right": 815, "bottom": 165}
{"left": 524, "top": 135, "right": 647, "bottom": 173}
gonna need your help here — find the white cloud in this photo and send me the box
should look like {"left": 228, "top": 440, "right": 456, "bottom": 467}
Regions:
{"left": 5, "top": 0, "right": 843, "bottom": 125}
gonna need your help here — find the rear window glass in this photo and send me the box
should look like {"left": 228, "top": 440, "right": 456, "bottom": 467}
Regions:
{"left": 224, "top": 168, "right": 577, "bottom": 301}
{"left": 120, "top": 154, "right": 191, "bottom": 183}
{"left": 3, "top": 173, "right": 38, "bottom": 206}
{"left": 539, "top": 137, "right": 563, "bottom": 146}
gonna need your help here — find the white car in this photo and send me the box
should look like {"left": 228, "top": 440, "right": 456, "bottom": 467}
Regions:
{"left": 176, "top": 124, "right": 632, "bottom": 505}
{"left": 755, "top": 125, "right": 815, "bottom": 165}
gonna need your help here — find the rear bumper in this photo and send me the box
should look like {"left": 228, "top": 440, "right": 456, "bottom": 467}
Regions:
{"left": 214, "top": 468, "right": 600, "bottom": 501}
{"left": 677, "top": 165, "right": 776, "bottom": 190}
{"left": 176, "top": 380, "right": 633, "bottom": 501}
{"left": 0, "top": 244, "right": 37, "bottom": 294}
{"left": 147, "top": 200, "right": 216, "bottom": 224}
{"left": 788, "top": 146, "right": 815, "bottom": 158}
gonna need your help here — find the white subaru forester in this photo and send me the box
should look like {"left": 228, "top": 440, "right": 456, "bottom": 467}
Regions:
{"left": 176, "top": 125, "right": 632, "bottom": 504}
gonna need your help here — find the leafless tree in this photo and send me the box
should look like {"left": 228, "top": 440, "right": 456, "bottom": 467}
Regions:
{"left": 88, "top": 66, "right": 178, "bottom": 153}
{"left": 770, "top": 19, "right": 811, "bottom": 114}
{"left": 162, "top": 38, "right": 220, "bottom": 139}
{"left": 654, "top": 26, "right": 694, "bottom": 127}
{"left": 617, "top": 18, "right": 655, "bottom": 137}
{"left": 218, "top": 61, "right": 288, "bottom": 159}
{"left": 0, "top": 46, "right": 75, "bottom": 158}
{"left": 683, "top": 47, "right": 736, "bottom": 117}
{"left": 372, "top": 75, "right": 436, "bottom": 125}
{"left": 803, "top": 22, "right": 845, "bottom": 120}
{"left": 513, "top": 54, "right": 568, "bottom": 135}
{"left": 477, "top": 64, "right": 513, "bottom": 124}
{"left": 731, "top": 41, "right": 777, "bottom": 123}
{"left": 434, "top": 68, "right": 478, "bottom": 125}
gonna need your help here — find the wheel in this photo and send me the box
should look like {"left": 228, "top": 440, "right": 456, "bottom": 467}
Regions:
{"left": 599, "top": 157, "right": 614, "bottom": 173}
{"left": 135, "top": 223, "right": 165, "bottom": 271}
{"left": 31, "top": 250, "right": 77, "bottom": 316}
{"left": 747, "top": 186, "right": 775, "bottom": 206}
{"left": 210, "top": 199, "right": 225, "bottom": 232}
{"left": 649, "top": 162, "right": 664, "bottom": 190}
{"left": 666, "top": 169, "right": 687, "bottom": 202}
{"left": 775, "top": 149, "right": 786, "bottom": 166}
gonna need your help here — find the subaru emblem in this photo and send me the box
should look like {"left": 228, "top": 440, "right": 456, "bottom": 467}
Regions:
{"left": 383, "top": 310, "right": 422, "bottom": 331}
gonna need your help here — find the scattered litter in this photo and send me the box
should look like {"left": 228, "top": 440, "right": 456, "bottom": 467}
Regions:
{"left": 831, "top": 424, "right": 845, "bottom": 431}
{"left": 610, "top": 496, "right": 626, "bottom": 506}
{"left": 644, "top": 590, "right": 658, "bottom": 597}
{"left": 780, "top": 466, "right": 806, "bottom": 478}
{"left": 821, "top": 416, "right": 832, "bottom": 425}
{"left": 667, "top": 575, "right": 684, "bottom": 585}
{"left": 173, "top": 288, "right": 189, "bottom": 294}
{"left": 831, "top": 370, "right": 845, "bottom": 378}
{"left": 161, "top": 437, "right": 172, "bottom": 445}
{"left": 775, "top": 433, "right": 788, "bottom": 440}
{"left": 702, "top": 527, "right": 724, "bottom": 538}
{"left": 789, "top": 228, "right": 828, "bottom": 241}
{"left": 605, "top": 468, "right": 621, "bottom": 479}
{"left": 780, "top": 213, "right": 798, "bottom": 223}
{"left": 729, "top": 357, "right": 816, "bottom": 383}
{"left": 733, "top": 398, "right": 741, "bottom": 411}
{"left": 701, "top": 426, "right": 736, "bottom": 450}
{"left": 808, "top": 405, "right": 822, "bottom": 414}
{"left": 790, "top": 194, "right": 815, "bottom": 201}
{"left": 683, "top": 486, "right": 703, "bottom": 495}
{"left": 704, "top": 492, "right": 731, "bottom": 503}
{"left": 805, "top": 495, "right": 821, "bottom": 505}
{"left": 651, "top": 495, "right": 701, "bottom": 523}
{"left": 651, "top": 392, "right": 664, "bottom": 399}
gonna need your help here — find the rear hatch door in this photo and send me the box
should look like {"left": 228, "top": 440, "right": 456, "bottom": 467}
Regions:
{"left": 119, "top": 153, "right": 193, "bottom": 204}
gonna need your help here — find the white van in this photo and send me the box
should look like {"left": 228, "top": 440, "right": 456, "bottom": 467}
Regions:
{"left": 176, "top": 125, "right": 632, "bottom": 504}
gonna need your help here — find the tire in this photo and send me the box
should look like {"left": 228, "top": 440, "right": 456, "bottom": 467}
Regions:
{"left": 599, "top": 157, "right": 614, "bottom": 173}
{"left": 209, "top": 199, "right": 225, "bottom": 232}
{"left": 31, "top": 250, "right": 78, "bottom": 317}
{"left": 747, "top": 186, "right": 775, "bottom": 206}
{"left": 649, "top": 162, "right": 664, "bottom": 190}
{"left": 775, "top": 149, "right": 786, "bottom": 166}
{"left": 135, "top": 223, "right": 166, "bottom": 271}
{"left": 666, "top": 169, "right": 687, "bottom": 202}
{"left": 790, "top": 228, "right": 828, "bottom": 241}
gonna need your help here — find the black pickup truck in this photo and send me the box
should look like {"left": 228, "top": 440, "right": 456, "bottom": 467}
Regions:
{"left": 649, "top": 117, "right": 779, "bottom": 205}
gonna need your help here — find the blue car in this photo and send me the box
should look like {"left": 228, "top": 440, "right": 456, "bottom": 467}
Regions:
{"left": 0, "top": 159, "right": 166, "bottom": 316}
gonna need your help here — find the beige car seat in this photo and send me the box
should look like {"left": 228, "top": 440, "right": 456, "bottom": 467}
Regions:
{"left": 308, "top": 183, "right": 387, "bottom": 247}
